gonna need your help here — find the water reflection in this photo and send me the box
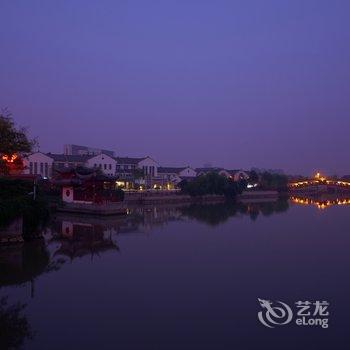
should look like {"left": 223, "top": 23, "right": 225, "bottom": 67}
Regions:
{"left": 291, "top": 195, "right": 350, "bottom": 209}
{"left": 0, "top": 240, "right": 50, "bottom": 289}
{"left": 49, "top": 216, "right": 120, "bottom": 262}
{"left": 0, "top": 242, "right": 47, "bottom": 348}
{"left": 1, "top": 198, "right": 331, "bottom": 349}
{"left": 0, "top": 296, "right": 33, "bottom": 349}
{"left": 0, "top": 197, "right": 348, "bottom": 349}
{"left": 1, "top": 200, "right": 292, "bottom": 275}
{"left": 0, "top": 200, "right": 291, "bottom": 288}
{"left": 180, "top": 198, "right": 289, "bottom": 225}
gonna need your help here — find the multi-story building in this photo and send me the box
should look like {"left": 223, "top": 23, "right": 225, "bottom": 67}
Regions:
{"left": 63, "top": 144, "right": 115, "bottom": 157}
{"left": 85, "top": 153, "right": 117, "bottom": 177}
{"left": 22, "top": 152, "right": 54, "bottom": 178}
{"left": 115, "top": 156, "right": 161, "bottom": 188}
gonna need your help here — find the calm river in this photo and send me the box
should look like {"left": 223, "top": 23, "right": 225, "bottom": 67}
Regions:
{"left": 1, "top": 199, "right": 349, "bottom": 349}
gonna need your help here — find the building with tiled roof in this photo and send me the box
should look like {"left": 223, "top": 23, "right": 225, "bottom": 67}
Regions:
{"left": 195, "top": 167, "right": 250, "bottom": 182}
{"left": 195, "top": 167, "right": 224, "bottom": 176}
{"left": 47, "top": 153, "right": 92, "bottom": 162}
{"left": 114, "top": 157, "right": 146, "bottom": 165}
{"left": 158, "top": 166, "right": 187, "bottom": 174}
{"left": 158, "top": 166, "right": 197, "bottom": 186}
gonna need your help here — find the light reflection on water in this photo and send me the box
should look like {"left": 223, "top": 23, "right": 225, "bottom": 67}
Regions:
{"left": 1, "top": 198, "right": 350, "bottom": 349}
{"left": 291, "top": 195, "right": 350, "bottom": 210}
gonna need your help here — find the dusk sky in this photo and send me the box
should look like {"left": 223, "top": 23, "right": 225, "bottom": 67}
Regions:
{"left": 1, "top": 0, "right": 350, "bottom": 175}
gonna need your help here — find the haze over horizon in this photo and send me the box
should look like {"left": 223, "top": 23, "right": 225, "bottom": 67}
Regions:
{"left": 1, "top": 1, "right": 350, "bottom": 176}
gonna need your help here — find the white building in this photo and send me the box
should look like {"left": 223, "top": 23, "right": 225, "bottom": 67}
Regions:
{"left": 22, "top": 152, "right": 54, "bottom": 178}
{"left": 23, "top": 150, "right": 205, "bottom": 190}
{"left": 138, "top": 157, "right": 160, "bottom": 178}
{"left": 115, "top": 156, "right": 161, "bottom": 187}
{"left": 229, "top": 170, "right": 250, "bottom": 182}
{"left": 22, "top": 152, "right": 162, "bottom": 183}
{"left": 23, "top": 152, "right": 116, "bottom": 178}
{"left": 86, "top": 153, "right": 117, "bottom": 177}
{"left": 195, "top": 167, "right": 250, "bottom": 182}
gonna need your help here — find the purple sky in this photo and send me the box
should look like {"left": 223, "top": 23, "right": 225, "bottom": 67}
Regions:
{"left": 1, "top": 1, "right": 350, "bottom": 175}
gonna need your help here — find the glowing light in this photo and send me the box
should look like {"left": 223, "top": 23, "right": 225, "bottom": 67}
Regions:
{"left": 2, "top": 154, "right": 18, "bottom": 163}
{"left": 292, "top": 196, "right": 350, "bottom": 209}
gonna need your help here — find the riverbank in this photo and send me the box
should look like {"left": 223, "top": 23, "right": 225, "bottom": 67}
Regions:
{"left": 0, "top": 189, "right": 285, "bottom": 244}
{"left": 57, "top": 190, "right": 282, "bottom": 213}
{"left": 124, "top": 191, "right": 226, "bottom": 205}
{"left": 56, "top": 202, "right": 128, "bottom": 215}
{"left": 125, "top": 189, "right": 285, "bottom": 205}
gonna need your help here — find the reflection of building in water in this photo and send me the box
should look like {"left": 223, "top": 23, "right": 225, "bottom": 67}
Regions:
{"left": 47, "top": 207, "right": 185, "bottom": 262}
{"left": 50, "top": 205, "right": 184, "bottom": 244}
{"left": 50, "top": 217, "right": 120, "bottom": 261}
{"left": 291, "top": 195, "right": 350, "bottom": 210}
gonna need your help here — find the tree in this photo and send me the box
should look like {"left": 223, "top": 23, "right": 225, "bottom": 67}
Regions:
{"left": 260, "top": 171, "right": 288, "bottom": 191}
{"left": 178, "top": 172, "right": 246, "bottom": 199}
{"left": 0, "top": 109, "right": 36, "bottom": 175}
{"left": 249, "top": 170, "right": 259, "bottom": 183}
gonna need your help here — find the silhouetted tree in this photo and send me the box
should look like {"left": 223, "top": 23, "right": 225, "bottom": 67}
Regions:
{"left": 0, "top": 109, "right": 36, "bottom": 175}
{"left": 260, "top": 172, "right": 288, "bottom": 191}
{"left": 249, "top": 170, "right": 259, "bottom": 183}
{"left": 179, "top": 172, "right": 246, "bottom": 198}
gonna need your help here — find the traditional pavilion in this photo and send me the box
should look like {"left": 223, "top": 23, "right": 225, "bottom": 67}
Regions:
{"left": 53, "top": 167, "right": 123, "bottom": 204}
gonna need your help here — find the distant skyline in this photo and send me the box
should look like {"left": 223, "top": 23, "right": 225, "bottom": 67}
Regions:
{"left": 1, "top": 1, "right": 350, "bottom": 175}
